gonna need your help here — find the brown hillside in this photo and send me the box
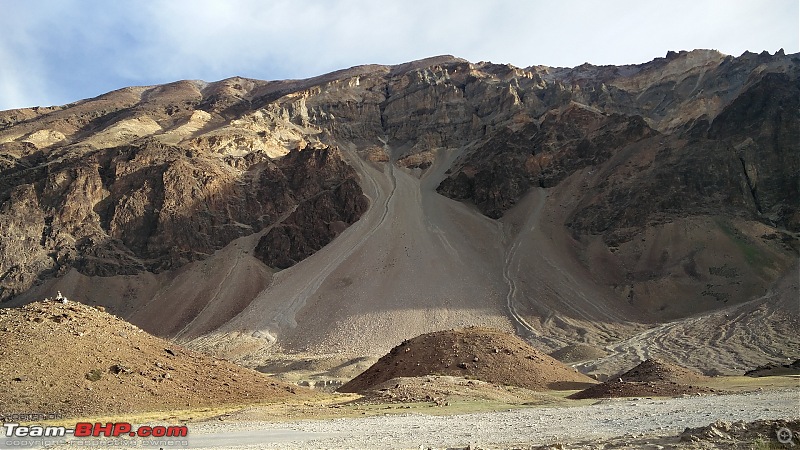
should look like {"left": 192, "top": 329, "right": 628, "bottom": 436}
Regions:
{"left": 0, "top": 299, "right": 311, "bottom": 418}
{"left": 620, "top": 358, "right": 709, "bottom": 383}
{"left": 338, "top": 327, "right": 595, "bottom": 393}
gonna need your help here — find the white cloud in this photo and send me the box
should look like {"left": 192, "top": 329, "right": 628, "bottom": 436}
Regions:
{"left": 0, "top": 0, "right": 797, "bottom": 110}
{"left": 0, "top": 2, "right": 66, "bottom": 109}
{"left": 0, "top": 43, "right": 45, "bottom": 109}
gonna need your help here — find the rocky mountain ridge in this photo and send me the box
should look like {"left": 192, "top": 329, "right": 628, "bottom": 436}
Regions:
{"left": 0, "top": 50, "right": 797, "bottom": 370}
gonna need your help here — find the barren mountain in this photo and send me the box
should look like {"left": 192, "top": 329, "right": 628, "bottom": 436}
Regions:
{"left": 0, "top": 50, "right": 797, "bottom": 375}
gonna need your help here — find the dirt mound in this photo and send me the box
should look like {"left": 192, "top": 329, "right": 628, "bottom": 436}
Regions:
{"left": 569, "top": 358, "right": 715, "bottom": 399}
{"left": 549, "top": 343, "right": 609, "bottom": 363}
{"left": 619, "top": 358, "right": 709, "bottom": 383}
{"left": 568, "top": 379, "right": 718, "bottom": 399}
{"left": 745, "top": 359, "right": 800, "bottom": 377}
{"left": 338, "top": 327, "right": 595, "bottom": 393}
{"left": 0, "top": 299, "right": 311, "bottom": 418}
{"left": 358, "top": 376, "right": 561, "bottom": 405}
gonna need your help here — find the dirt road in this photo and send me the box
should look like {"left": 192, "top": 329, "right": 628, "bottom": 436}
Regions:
{"left": 181, "top": 389, "right": 799, "bottom": 449}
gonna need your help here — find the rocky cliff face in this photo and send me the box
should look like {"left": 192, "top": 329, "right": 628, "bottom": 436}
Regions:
{"left": 0, "top": 50, "right": 797, "bottom": 348}
{"left": 253, "top": 147, "right": 369, "bottom": 269}
{"left": 438, "top": 51, "right": 799, "bottom": 235}
{"left": 432, "top": 50, "right": 798, "bottom": 320}
{"left": 0, "top": 80, "right": 370, "bottom": 301}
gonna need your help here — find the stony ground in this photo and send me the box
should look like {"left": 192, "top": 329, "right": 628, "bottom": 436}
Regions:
{"left": 619, "top": 358, "right": 710, "bottom": 383}
{"left": 178, "top": 388, "right": 800, "bottom": 449}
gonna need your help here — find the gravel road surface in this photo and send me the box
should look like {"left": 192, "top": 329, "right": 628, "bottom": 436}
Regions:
{"left": 184, "top": 389, "right": 799, "bottom": 449}
{"left": 17, "top": 389, "right": 797, "bottom": 449}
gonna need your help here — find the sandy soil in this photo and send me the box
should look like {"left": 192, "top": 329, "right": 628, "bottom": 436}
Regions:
{"left": 619, "top": 358, "right": 709, "bottom": 383}
{"left": 568, "top": 359, "right": 718, "bottom": 399}
{"left": 184, "top": 146, "right": 798, "bottom": 382}
{"left": 187, "top": 143, "right": 521, "bottom": 362}
{"left": 549, "top": 343, "right": 609, "bottom": 364}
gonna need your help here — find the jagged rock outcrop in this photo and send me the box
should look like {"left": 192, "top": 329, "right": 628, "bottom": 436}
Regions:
{"left": 438, "top": 107, "right": 655, "bottom": 218}
{"left": 0, "top": 137, "right": 367, "bottom": 300}
{"left": 561, "top": 71, "right": 799, "bottom": 245}
{"left": 431, "top": 50, "right": 797, "bottom": 321}
{"left": 438, "top": 51, "right": 799, "bottom": 236}
{"left": 254, "top": 147, "right": 369, "bottom": 268}
{"left": 0, "top": 76, "right": 370, "bottom": 302}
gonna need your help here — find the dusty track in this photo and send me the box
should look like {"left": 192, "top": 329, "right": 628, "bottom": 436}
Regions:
{"left": 134, "top": 389, "right": 800, "bottom": 449}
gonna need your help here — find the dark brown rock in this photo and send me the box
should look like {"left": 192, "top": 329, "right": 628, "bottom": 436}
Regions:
{"left": 254, "top": 155, "right": 369, "bottom": 269}
{"left": 0, "top": 138, "right": 367, "bottom": 300}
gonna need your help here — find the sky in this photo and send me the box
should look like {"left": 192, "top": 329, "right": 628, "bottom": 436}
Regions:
{"left": 0, "top": 0, "right": 797, "bottom": 111}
